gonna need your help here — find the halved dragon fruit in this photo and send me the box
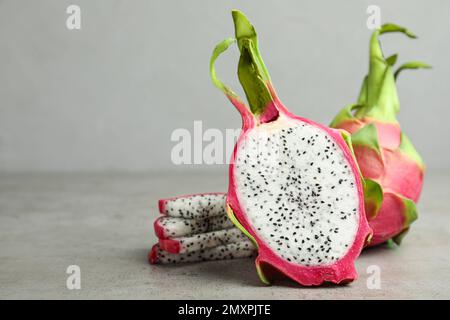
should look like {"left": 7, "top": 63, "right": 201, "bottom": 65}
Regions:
{"left": 210, "top": 11, "right": 371, "bottom": 286}
{"left": 330, "top": 24, "right": 429, "bottom": 246}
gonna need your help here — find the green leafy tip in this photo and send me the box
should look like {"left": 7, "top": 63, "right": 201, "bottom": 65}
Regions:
{"left": 232, "top": 10, "right": 275, "bottom": 117}
{"left": 209, "top": 10, "right": 276, "bottom": 119}
{"left": 329, "top": 104, "right": 363, "bottom": 128}
{"left": 378, "top": 23, "right": 417, "bottom": 38}
{"left": 210, "top": 38, "right": 237, "bottom": 95}
{"left": 369, "top": 23, "right": 417, "bottom": 71}
{"left": 391, "top": 196, "right": 418, "bottom": 245}
{"left": 392, "top": 228, "right": 410, "bottom": 245}
{"left": 237, "top": 39, "right": 274, "bottom": 116}
{"left": 402, "top": 197, "right": 418, "bottom": 227}
{"left": 385, "top": 54, "right": 398, "bottom": 66}
{"left": 339, "top": 129, "right": 364, "bottom": 181}
{"left": 353, "top": 23, "right": 426, "bottom": 123}
{"left": 399, "top": 133, "right": 425, "bottom": 168}
{"left": 395, "top": 61, "right": 432, "bottom": 79}
{"left": 232, "top": 10, "right": 270, "bottom": 81}
{"left": 363, "top": 179, "right": 383, "bottom": 219}
{"left": 351, "top": 123, "right": 381, "bottom": 154}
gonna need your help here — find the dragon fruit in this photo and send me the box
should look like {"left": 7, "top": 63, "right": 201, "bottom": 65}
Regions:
{"left": 155, "top": 194, "right": 249, "bottom": 254}
{"left": 330, "top": 24, "right": 429, "bottom": 246}
{"left": 158, "top": 193, "right": 226, "bottom": 219}
{"left": 209, "top": 10, "right": 371, "bottom": 286}
{"left": 154, "top": 215, "right": 233, "bottom": 239}
{"left": 159, "top": 228, "right": 248, "bottom": 254}
{"left": 149, "top": 241, "right": 255, "bottom": 265}
{"left": 155, "top": 193, "right": 231, "bottom": 239}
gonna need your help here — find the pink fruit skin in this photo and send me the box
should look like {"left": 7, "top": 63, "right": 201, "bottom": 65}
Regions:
{"left": 337, "top": 119, "right": 401, "bottom": 150}
{"left": 159, "top": 239, "right": 181, "bottom": 254}
{"left": 336, "top": 118, "right": 423, "bottom": 246}
{"left": 153, "top": 218, "right": 167, "bottom": 239}
{"left": 368, "top": 192, "right": 407, "bottom": 246}
{"left": 148, "top": 244, "right": 159, "bottom": 264}
{"left": 226, "top": 84, "right": 372, "bottom": 286}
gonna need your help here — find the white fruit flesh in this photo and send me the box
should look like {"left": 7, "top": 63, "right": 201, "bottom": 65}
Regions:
{"left": 166, "top": 228, "right": 249, "bottom": 253}
{"left": 162, "top": 194, "right": 226, "bottom": 219}
{"left": 234, "top": 116, "right": 360, "bottom": 266}
{"left": 156, "top": 215, "right": 234, "bottom": 239}
{"left": 151, "top": 241, "right": 255, "bottom": 264}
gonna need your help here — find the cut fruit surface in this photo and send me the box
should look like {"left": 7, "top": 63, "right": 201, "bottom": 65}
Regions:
{"left": 159, "top": 228, "right": 248, "bottom": 254}
{"left": 149, "top": 241, "right": 255, "bottom": 264}
{"left": 159, "top": 193, "right": 226, "bottom": 219}
{"left": 154, "top": 215, "right": 233, "bottom": 239}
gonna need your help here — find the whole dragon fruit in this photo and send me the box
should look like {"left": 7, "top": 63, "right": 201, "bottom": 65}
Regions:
{"left": 211, "top": 11, "right": 371, "bottom": 286}
{"left": 330, "top": 24, "right": 429, "bottom": 246}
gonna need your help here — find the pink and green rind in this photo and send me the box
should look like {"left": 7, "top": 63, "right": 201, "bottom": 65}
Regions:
{"left": 368, "top": 192, "right": 417, "bottom": 246}
{"left": 333, "top": 116, "right": 401, "bottom": 151}
{"left": 349, "top": 126, "right": 424, "bottom": 202}
{"left": 398, "top": 133, "right": 425, "bottom": 170}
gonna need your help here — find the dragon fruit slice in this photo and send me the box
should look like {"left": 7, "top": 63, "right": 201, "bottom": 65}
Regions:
{"left": 149, "top": 241, "right": 255, "bottom": 265}
{"left": 158, "top": 193, "right": 226, "bottom": 219}
{"left": 330, "top": 24, "right": 429, "bottom": 246}
{"left": 159, "top": 228, "right": 248, "bottom": 254}
{"left": 210, "top": 11, "right": 371, "bottom": 286}
{"left": 154, "top": 215, "right": 233, "bottom": 239}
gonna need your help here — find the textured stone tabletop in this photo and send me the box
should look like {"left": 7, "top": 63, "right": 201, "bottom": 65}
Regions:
{"left": 0, "top": 170, "right": 449, "bottom": 299}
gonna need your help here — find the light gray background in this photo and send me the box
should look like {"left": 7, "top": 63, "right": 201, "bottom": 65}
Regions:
{"left": 1, "top": 1, "right": 450, "bottom": 299}
{"left": 0, "top": 0, "right": 448, "bottom": 173}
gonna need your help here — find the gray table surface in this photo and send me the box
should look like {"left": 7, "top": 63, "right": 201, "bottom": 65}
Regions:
{"left": 0, "top": 170, "right": 449, "bottom": 299}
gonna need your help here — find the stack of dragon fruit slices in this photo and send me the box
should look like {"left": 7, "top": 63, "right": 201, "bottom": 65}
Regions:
{"left": 149, "top": 193, "right": 256, "bottom": 264}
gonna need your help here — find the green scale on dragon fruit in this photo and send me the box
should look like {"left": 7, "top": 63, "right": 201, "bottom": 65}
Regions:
{"left": 330, "top": 24, "right": 429, "bottom": 246}
{"left": 210, "top": 10, "right": 371, "bottom": 286}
